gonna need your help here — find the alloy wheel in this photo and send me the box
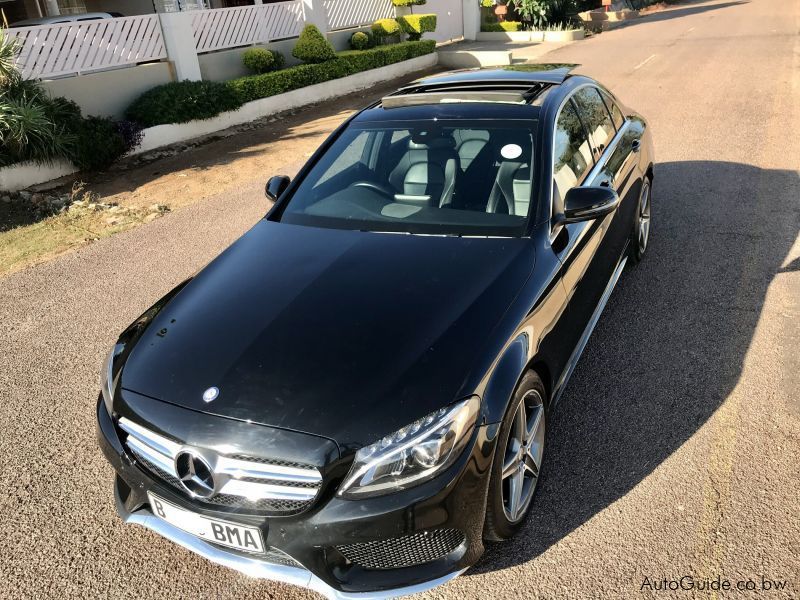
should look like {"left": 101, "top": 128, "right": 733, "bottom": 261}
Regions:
{"left": 638, "top": 180, "right": 652, "bottom": 254}
{"left": 501, "top": 390, "right": 545, "bottom": 522}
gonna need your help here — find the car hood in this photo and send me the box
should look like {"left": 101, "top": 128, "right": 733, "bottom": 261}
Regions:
{"left": 121, "top": 220, "right": 534, "bottom": 449}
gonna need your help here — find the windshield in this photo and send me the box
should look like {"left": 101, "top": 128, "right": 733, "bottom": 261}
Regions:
{"left": 278, "top": 120, "right": 537, "bottom": 236}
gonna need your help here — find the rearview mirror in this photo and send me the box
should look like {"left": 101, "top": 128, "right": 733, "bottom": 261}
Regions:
{"left": 265, "top": 175, "right": 291, "bottom": 202}
{"left": 560, "top": 186, "right": 620, "bottom": 224}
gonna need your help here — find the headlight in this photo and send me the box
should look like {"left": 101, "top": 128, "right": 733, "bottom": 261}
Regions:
{"left": 338, "top": 396, "right": 480, "bottom": 498}
{"left": 100, "top": 343, "right": 125, "bottom": 414}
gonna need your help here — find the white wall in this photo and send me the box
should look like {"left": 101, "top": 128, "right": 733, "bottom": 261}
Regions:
{"left": 42, "top": 62, "right": 174, "bottom": 119}
{"left": 413, "top": 0, "right": 464, "bottom": 42}
{"left": 197, "top": 27, "right": 370, "bottom": 82}
{"left": 199, "top": 39, "right": 300, "bottom": 82}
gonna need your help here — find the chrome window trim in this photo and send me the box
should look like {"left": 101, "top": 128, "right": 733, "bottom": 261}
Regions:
{"left": 548, "top": 83, "right": 630, "bottom": 243}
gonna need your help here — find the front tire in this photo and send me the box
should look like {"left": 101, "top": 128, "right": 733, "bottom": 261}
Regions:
{"left": 483, "top": 371, "right": 546, "bottom": 542}
{"left": 629, "top": 175, "right": 652, "bottom": 264}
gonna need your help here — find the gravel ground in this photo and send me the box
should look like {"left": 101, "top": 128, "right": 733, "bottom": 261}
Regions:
{"left": 1, "top": 0, "right": 798, "bottom": 598}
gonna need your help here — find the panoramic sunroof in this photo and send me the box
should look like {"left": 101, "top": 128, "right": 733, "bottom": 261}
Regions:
{"left": 381, "top": 91, "right": 528, "bottom": 108}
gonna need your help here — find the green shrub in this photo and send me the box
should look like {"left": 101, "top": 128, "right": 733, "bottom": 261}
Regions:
{"left": 70, "top": 116, "right": 130, "bottom": 171}
{"left": 228, "top": 40, "right": 436, "bottom": 104}
{"left": 292, "top": 24, "right": 336, "bottom": 64}
{"left": 391, "top": 0, "right": 427, "bottom": 5}
{"left": 0, "top": 28, "right": 77, "bottom": 167}
{"left": 0, "top": 89, "right": 72, "bottom": 166}
{"left": 371, "top": 18, "right": 401, "bottom": 42}
{"left": 509, "top": 0, "right": 547, "bottom": 28}
{"left": 397, "top": 14, "right": 437, "bottom": 40}
{"left": 125, "top": 80, "right": 242, "bottom": 127}
{"left": 481, "top": 21, "right": 523, "bottom": 32}
{"left": 480, "top": 0, "right": 494, "bottom": 7}
{"left": 349, "top": 31, "right": 371, "bottom": 50}
{"left": 0, "top": 27, "right": 21, "bottom": 88}
{"left": 273, "top": 52, "right": 287, "bottom": 70}
{"left": 0, "top": 29, "right": 142, "bottom": 170}
{"left": 242, "top": 48, "right": 285, "bottom": 74}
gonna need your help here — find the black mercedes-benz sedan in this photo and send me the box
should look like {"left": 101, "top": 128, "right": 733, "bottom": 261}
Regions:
{"left": 97, "top": 66, "right": 654, "bottom": 598}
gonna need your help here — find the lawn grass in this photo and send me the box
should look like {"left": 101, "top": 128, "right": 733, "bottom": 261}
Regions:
{"left": 0, "top": 202, "right": 162, "bottom": 278}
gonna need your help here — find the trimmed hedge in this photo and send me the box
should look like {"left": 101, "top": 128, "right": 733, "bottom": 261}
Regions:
{"left": 125, "top": 41, "right": 436, "bottom": 128}
{"left": 242, "top": 48, "right": 284, "bottom": 74}
{"left": 481, "top": 21, "right": 523, "bottom": 32}
{"left": 397, "top": 14, "right": 437, "bottom": 40}
{"left": 125, "top": 80, "right": 242, "bottom": 127}
{"left": 229, "top": 40, "right": 436, "bottom": 104}
{"left": 371, "top": 18, "right": 401, "bottom": 41}
{"left": 349, "top": 31, "right": 371, "bottom": 50}
{"left": 292, "top": 24, "right": 336, "bottom": 63}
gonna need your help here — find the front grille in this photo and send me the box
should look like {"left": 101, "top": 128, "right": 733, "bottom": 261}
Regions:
{"left": 205, "top": 491, "right": 309, "bottom": 513}
{"left": 130, "top": 449, "right": 311, "bottom": 514}
{"left": 119, "top": 418, "right": 322, "bottom": 515}
{"left": 337, "top": 529, "right": 466, "bottom": 570}
{"left": 131, "top": 449, "right": 181, "bottom": 487}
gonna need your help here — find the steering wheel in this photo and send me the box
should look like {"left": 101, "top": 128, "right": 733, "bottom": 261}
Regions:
{"left": 352, "top": 181, "right": 395, "bottom": 198}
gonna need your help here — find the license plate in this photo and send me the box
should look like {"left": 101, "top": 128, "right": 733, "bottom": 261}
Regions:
{"left": 147, "top": 492, "right": 265, "bottom": 554}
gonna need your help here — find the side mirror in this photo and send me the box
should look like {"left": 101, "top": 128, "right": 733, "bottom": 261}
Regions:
{"left": 265, "top": 175, "right": 291, "bottom": 202}
{"left": 560, "top": 186, "right": 620, "bottom": 224}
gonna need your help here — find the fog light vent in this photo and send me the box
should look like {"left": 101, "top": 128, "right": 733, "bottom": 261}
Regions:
{"left": 336, "top": 529, "right": 465, "bottom": 570}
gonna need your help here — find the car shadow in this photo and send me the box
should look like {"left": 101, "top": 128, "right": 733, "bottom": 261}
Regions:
{"left": 468, "top": 160, "right": 799, "bottom": 574}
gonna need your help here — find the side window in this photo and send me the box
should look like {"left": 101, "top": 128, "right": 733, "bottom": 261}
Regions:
{"left": 552, "top": 100, "right": 592, "bottom": 214}
{"left": 314, "top": 130, "right": 371, "bottom": 186}
{"left": 600, "top": 89, "right": 625, "bottom": 131}
{"left": 391, "top": 130, "right": 410, "bottom": 144}
{"left": 573, "top": 87, "right": 616, "bottom": 157}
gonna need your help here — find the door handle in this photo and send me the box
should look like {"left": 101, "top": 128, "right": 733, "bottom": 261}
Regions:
{"left": 631, "top": 139, "right": 641, "bottom": 153}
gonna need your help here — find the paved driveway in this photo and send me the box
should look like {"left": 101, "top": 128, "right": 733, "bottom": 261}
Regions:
{"left": 1, "top": 0, "right": 798, "bottom": 598}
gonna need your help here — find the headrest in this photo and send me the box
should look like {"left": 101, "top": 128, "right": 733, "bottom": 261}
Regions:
{"left": 408, "top": 136, "right": 456, "bottom": 151}
{"left": 493, "top": 133, "right": 532, "bottom": 162}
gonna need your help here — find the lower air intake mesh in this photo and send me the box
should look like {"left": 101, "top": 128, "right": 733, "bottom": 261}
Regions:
{"left": 336, "top": 529, "right": 465, "bottom": 570}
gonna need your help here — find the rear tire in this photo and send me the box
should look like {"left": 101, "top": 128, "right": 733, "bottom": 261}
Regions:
{"left": 483, "top": 371, "right": 546, "bottom": 542}
{"left": 629, "top": 176, "right": 652, "bottom": 264}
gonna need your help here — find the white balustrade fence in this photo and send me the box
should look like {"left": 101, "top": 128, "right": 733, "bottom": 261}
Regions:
{"left": 7, "top": 15, "right": 167, "bottom": 79}
{"left": 190, "top": 1, "right": 305, "bottom": 54}
{"left": 323, "top": 0, "right": 393, "bottom": 31}
{"left": 4, "top": 0, "right": 453, "bottom": 82}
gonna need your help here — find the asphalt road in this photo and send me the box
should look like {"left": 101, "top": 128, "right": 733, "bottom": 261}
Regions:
{"left": 1, "top": 0, "right": 798, "bottom": 598}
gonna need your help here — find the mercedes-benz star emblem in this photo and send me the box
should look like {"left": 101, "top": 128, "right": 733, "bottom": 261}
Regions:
{"left": 202, "top": 386, "right": 219, "bottom": 403}
{"left": 175, "top": 450, "right": 216, "bottom": 498}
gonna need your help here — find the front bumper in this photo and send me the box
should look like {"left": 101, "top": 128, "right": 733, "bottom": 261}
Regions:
{"left": 97, "top": 398, "right": 495, "bottom": 598}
